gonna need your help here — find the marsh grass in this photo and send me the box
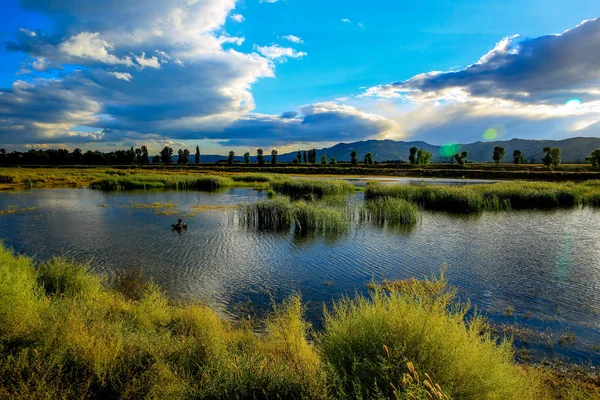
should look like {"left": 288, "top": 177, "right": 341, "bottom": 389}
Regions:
{"left": 271, "top": 178, "right": 356, "bottom": 200}
{"left": 364, "top": 181, "right": 598, "bottom": 213}
{"left": 238, "top": 198, "right": 350, "bottom": 234}
{"left": 0, "top": 245, "right": 590, "bottom": 399}
{"left": 361, "top": 198, "right": 421, "bottom": 226}
{"left": 90, "top": 174, "right": 234, "bottom": 191}
{"left": 0, "top": 207, "right": 37, "bottom": 216}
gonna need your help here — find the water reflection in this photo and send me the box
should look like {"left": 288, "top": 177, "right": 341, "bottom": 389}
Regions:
{"left": 0, "top": 187, "right": 599, "bottom": 363}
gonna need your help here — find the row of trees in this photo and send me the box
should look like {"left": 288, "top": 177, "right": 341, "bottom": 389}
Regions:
{"left": 1, "top": 146, "right": 597, "bottom": 168}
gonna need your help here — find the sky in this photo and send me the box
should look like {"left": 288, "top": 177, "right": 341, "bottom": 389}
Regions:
{"left": 1, "top": 0, "right": 599, "bottom": 155}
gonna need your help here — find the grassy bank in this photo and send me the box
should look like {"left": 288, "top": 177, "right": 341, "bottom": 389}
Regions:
{"left": 365, "top": 181, "right": 600, "bottom": 213}
{"left": 3, "top": 245, "right": 594, "bottom": 399}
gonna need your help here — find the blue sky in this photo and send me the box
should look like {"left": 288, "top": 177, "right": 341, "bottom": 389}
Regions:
{"left": 1, "top": 0, "right": 599, "bottom": 154}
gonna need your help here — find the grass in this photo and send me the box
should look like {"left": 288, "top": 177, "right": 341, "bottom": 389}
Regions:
{"left": 0, "top": 245, "right": 595, "bottom": 399}
{"left": 364, "top": 181, "right": 600, "bottom": 213}
{"left": 89, "top": 174, "right": 234, "bottom": 191}
{"left": 270, "top": 178, "right": 356, "bottom": 200}
{"left": 361, "top": 197, "right": 421, "bottom": 226}
{"left": 237, "top": 197, "right": 350, "bottom": 234}
{"left": 0, "top": 207, "right": 37, "bottom": 216}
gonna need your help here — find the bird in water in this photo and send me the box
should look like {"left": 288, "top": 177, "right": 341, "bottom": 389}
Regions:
{"left": 172, "top": 218, "right": 187, "bottom": 234}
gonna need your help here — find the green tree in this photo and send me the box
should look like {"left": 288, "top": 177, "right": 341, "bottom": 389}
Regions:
{"left": 303, "top": 150, "right": 307, "bottom": 163}
{"left": 296, "top": 150, "right": 302, "bottom": 164}
{"left": 542, "top": 147, "right": 561, "bottom": 167}
{"left": 409, "top": 147, "right": 418, "bottom": 165}
{"left": 417, "top": 149, "right": 433, "bottom": 165}
{"left": 364, "top": 152, "right": 374, "bottom": 165}
{"left": 454, "top": 151, "right": 468, "bottom": 166}
{"left": 141, "top": 146, "right": 149, "bottom": 164}
{"left": 330, "top": 157, "right": 337, "bottom": 165}
{"left": 586, "top": 149, "right": 600, "bottom": 167}
{"left": 512, "top": 149, "right": 523, "bottom": 165}
{"left": 257, "top": 148, "right": 265, "bottom": 165}
{"left": 321, "top": 154, "right": 328, "bottom": 165}
{"left": 228, "top": 151, "right": 235, "bottom": 165}
{"left": 160, "top": 146, "right": 173, "bottom": 164}
{"left": 351, "top": 150, "right": 358, "bottom": 165}
{"left": 195, "top": 146, "right": 200, "bottom": 164}
{"left": 177, "top": 149, "right": 190, "bottom": 165}
{"left": 271, "top": 149, "right": 278, "bottom": 165}
{"left": 493, "top": 146, "right": 505, "bottom": 166}
{"left": 244, "top": 152, "right": 250, "bottom": 164}
{"left": 152, "top": 155, "right": 160, "bottom": 164}
{"left": 71, "top": 148, "right": 83, "bottom": 164}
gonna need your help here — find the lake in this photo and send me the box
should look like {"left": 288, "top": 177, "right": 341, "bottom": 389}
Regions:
{"left": 1, "top": 184, "right": 599, "bottom": 364}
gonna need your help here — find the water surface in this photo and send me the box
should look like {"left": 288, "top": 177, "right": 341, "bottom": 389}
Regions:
{"left": 1, "top": 187, "right": 599, "bottom": 364}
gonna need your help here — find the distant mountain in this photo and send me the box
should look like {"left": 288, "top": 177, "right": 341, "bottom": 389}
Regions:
{"left": 276, "top": 137, "right": 600, "bottom": 163}
{"left": 175, "top": 137, "right": 600, "bottom": 164}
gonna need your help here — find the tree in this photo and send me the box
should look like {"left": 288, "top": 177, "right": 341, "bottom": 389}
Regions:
{"left": 0, "top": 149, "right": 6, "bottom": 163}
{"left": 244, "top": 152, "right": 250, "bottom": 164}
{"left": 195, "top": 146, "right": 200, "bottom": 164}
{"left": 409, "top": 147, "right": 418, "bottom": 165}
{"left": 257, "top": 148, "right": 265, "bottom": 165}
{"left": 160, "top": 146, "right": 173, "bottom": 164}
{"left": 351, "top": 150, "right": 358, "bottom": 165}
{"left": 308, "top": 149, "right": 317, "bottom": 164}
{"left": 542, "top": 147, "right": 561, "bottom": 167}
{"left": 330, "top": 157, "right": 337, "bottom": 165}
{"left": 152, "top": 155, "right": 160, "bottom": 164}
{"left": 228, "top": 151, "right": 235, "bottom": 165}
{"left": 71, "top": 148, "right": 83, "bottom": 164}
{"left": 417, "top": 149, "right": 433, "bottom": 165}
{"left": 177, "top": 149, "right": 189, "bottom": 165}
{"left": 303, "top": 150, "right": 307, "bottom": 164}
{"left": 321, "top": 154, "right": 328, "bottom": 165}
{"left": 364, "top": 152, "right": 374, "bottom": 165}
{"left": 492, "top": 146, "right": 505, "bottom": 166}
{"left": 141, "top": 146, "right": 149, "bottom": 164}
{"left": 513, "top": 150, "right": 523, "bottom": 165}
{"left": 454, "top": 151, "right": 468, "bottom": 166}
{"left": 296, "top": 150, "right": 302, "bottom": 164}
{"left": 586, "top": 149, "right": 600, "bottom": 167}
{"left": 135, "top": 148, "right": 143, "bottom": 164}
{"left": 271, "top": 149, "right": 278, "bottom": 165}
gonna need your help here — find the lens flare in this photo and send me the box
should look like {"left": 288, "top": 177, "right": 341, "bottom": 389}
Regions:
{"left": 565, "top": 98, "right": 582, "bottom": 109}
{"left": 439, "top": 143, "right": 461, "bottom": 158}
{"left": 482, "top": 125, "right": 506, "bottom": 141}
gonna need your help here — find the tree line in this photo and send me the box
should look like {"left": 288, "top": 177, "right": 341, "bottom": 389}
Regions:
{"left": 0, "top": 145, "right": 596, "bottom": 168}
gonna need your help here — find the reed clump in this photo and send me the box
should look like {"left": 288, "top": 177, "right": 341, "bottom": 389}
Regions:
{"left": 89, "top": 174, "right": 233, "bottom": 191}
{"left": 361, "top": 197, "right": 421, "bottom": 226}
{"left": 270, "top": 178, "right": 356, "bottom": 200}
{"left": 0, "top": 245, "right": 584, "bottom": 399}
{"left": 238, "top": 198, "right": 349, "bottom": 234}
{"left": 365, "top": 181, "right": 595, "bottom": 213}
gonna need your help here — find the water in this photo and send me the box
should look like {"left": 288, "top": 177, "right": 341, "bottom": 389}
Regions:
{"left": 1, "top": 186, "right": 599, "bottom": 364}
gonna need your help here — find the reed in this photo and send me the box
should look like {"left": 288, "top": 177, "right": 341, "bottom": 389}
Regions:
{"left": 361, "top": 197, "right": 421, "bottom": 226}
{"left": 89, "top": 174, "right": 233, "bottom": 191}
{"left": 270, "top": 178, "right": 356, "bottom": 200}
{"left": 364, "top": 181, "right": 594, "bottom": 213}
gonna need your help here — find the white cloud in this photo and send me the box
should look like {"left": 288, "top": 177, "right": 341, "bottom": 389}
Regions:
{"left": 110, "top": 72, "right": 133, "bottom": 81}
{"left": 58, "top": 32, "right": 134, "bottom": 66}
{"left": 230, "top": 14, "right": 245, "bottom": 22}
{"left": 341, "top": 18, "right": 351, "bottom": 23}
{"left": 134, "top": 52, "right": 161, "bottom": 69}
{"left": 282, "top": 35, "right": 303, "bottom": 44}
{"left": 255, "top": 44, "right": 307, "bottom": 60}
{"left": 358, "top": 22, "right": 365, "bottom": 29}
{"left": 32, "top": 58, "right": 51, "bottom": 72}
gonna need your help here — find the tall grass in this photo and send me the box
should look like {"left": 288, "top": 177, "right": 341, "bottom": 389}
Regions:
{"left": 90, "top": 174, "right": 233, "bottom": 191}
{"left": 365, "top": 181, "right": 595, "bottom": 213}
{"left": 0, "top": 245, "right": 580, "bottom": 399}
{"left": 238, "top": 197, "right": 349, "bottom": 234}
{"left": 361, "top": 197, "right": 421, "bottom": 226}
{"left": 271, "top": 178, "right": 356, "bottom": 200}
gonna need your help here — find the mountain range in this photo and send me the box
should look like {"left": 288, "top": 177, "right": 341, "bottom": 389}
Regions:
{"left": 190, "top": 137, "right": 600, "bottom": 164}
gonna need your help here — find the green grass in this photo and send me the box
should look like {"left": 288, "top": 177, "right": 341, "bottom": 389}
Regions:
{"left": 364, "top": 181, "right": 599, "bottom": 213}
{"left": 270, "top": 178, "right": 356, "bottom": 200}
{"left": 237, "top": 197, "right": 350, "bottom": 234}
{"left": 361, "top": 197, "right": 421, "bottom": 226}
{"left": 89, "top": 174, "right": 234, "bottom": 191}
{"left": 0, "top": 245, "right": 592, "bottom": 399}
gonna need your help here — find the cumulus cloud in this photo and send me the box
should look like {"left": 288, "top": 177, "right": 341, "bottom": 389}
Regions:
{"left": 255, "top": 44, "right": 307, "bottom": 60}
{"left": 58, "top": 32, "right": 134, "bottom": 66}
{"left": 362, "top": 18, "right": 600, "bottom": 143}
{"left": 110, "top": 72, "right": 133, "bottom": 81}
{"left": 282, "top": 35, "right": 303, "bottom": 44}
